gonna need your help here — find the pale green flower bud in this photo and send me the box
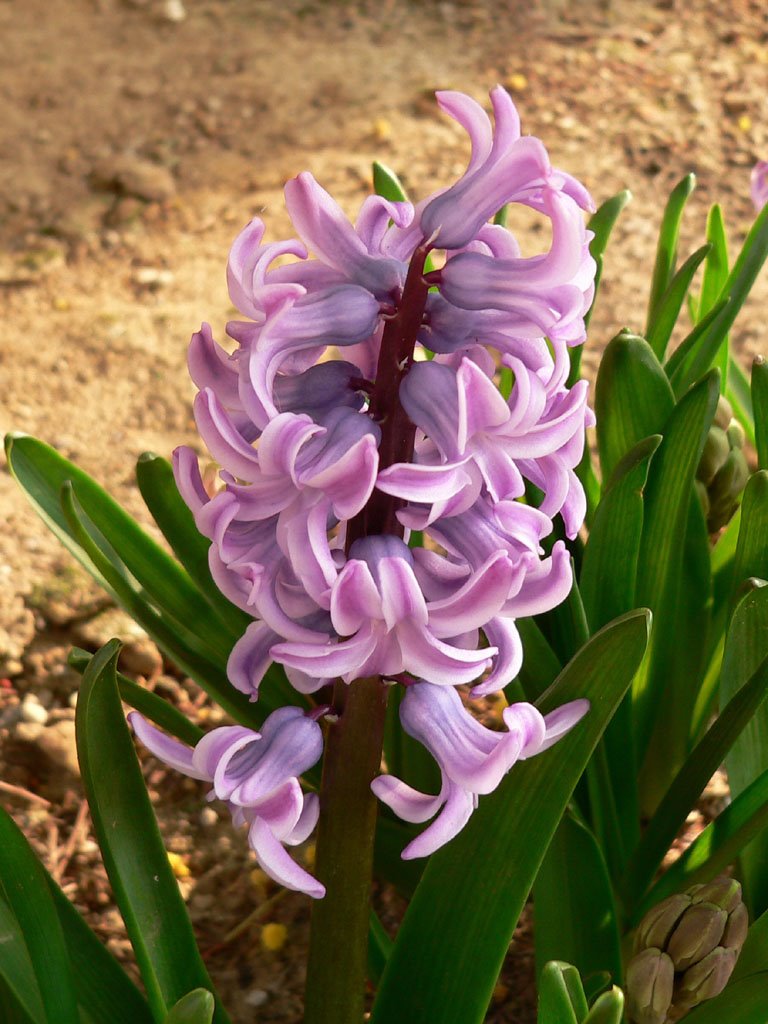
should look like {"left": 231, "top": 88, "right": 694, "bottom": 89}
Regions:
{"left": 697, "top": 427, "right": 730, "bottom": 486}
{"left": 713, "top": 395, "right": 734, "bottom": 430}
{"left": 696, "top": 395, "right": 751, "bottom": 532}
{"left": 726, "top": 419, "right": 745, "bottom": 449}
{"left": 626, "top": 949, "right": 674, "bottom": 1024}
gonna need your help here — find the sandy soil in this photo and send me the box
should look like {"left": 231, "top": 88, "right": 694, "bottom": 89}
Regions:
{"left": 2, "top": 0, "right": 768, "bottom": 1020}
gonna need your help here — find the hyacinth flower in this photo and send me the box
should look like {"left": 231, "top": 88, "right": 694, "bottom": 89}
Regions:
{"left": 751, "top": 160, "right": 768, "bottom": 211}
{"left": 129, "top": 708, "right": 325, "bottom": 898}
{"left": 132, "top": 85, "right": 596, "bottom": 932}
{"left": 372, "top": 683, "right": 589, "bottom": 859}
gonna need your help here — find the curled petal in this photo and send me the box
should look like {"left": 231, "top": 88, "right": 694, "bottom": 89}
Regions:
{"left": 228, "top": 621, "right": 282, "bottom": 699}
{"left": 128, "top": 713, "right": 207, "bottom": 779}
{"left": 248, "top": 817, "right": 326, "bottom": 898}
{"left": 400, "top": 783, "right": 476, "bottom": 860}
{"left": 285, "top": 172, "right": 402, "bottom": 296}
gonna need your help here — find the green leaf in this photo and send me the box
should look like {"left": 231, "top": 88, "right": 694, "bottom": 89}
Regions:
{"left": 580, "top": 435, "right": 660, "bottom": 633}
{"left": 633, "top": 371, "right": 719, "bottom": 774}
{"left": 511, "top": 618, "right": 563, "bottom": 703}
{"left": 0, "top": 810, "right": 153, "bottom": 1024}
{"left": 666, "top": 199, "right": 768, "bottom": 394}
{"left": 534, "top": 811, "right": 622, "bottom": 984}
{"left": 373, "top": 816, "right": 424, "bottom": 899}
{"left": 646, "top": 243, "right": 711, "bottom": 361}
{"left": 46, "top": 872, "right": 154, "bottom": 1024}
{"left": 372, "top": 161, "right": 409, "bottom": 203}
{"left": 682, "top": 972, "right": 768, "bottom": 1023}
{"left": 665, "top": 298, "right": 731, "bottom": 399}
{"left": 0, "top": 974, "right": 37, "bottom": 1024}
{"left": 582, "top": 988, "right": 624, "bottom": 1024}
{"left": 369, "top": 610, "right": 651, "bottom": 1024}
{"left": 0, "top": 808, "right": 80, "bottom": 1024}
{"left": 588, "top": 190, "right": 632, "bottom": 266}
{"left": 69, "top": 646, "right": 203, "bottom": 747}
{"left": 594, "top": 332, "right": 674, "bottom": 483}
{"left": 698, "top": 205, "right": 729, "bottom": 320}
{"left": 580, "top": 437, "right": 660, "bottom": 848}
{"left": 536, "top": 961, "right": 582, "bottom": 1024}
{"left": 752, "top": 358, "right": 768, "bottom": 471}
{"left": 721, "top": 583, "right": 768, "bottom": 915}
{"left": 730, "top": 472, "right": 768, "bottom": 611}
{"left": 698, "top": 204, "right": 730, "bottom": 388}
{"left": 732, "top": 908, "right": 768, "bottom": 982}
{"left": 57, "top": 479, "right": 266, "bottom": 730}
{"left": 75, "top": 640, "right": 229, "bottom": 1023}
{"left": 570, "top": 188, "right": 632, "bottom": 382}
{"left": 640, "top": 494, "right": 713, "bottom": 799}
{"left": 368, "top": 911, "right": 393, "bottom": 987}
{"left": 621, "top": 637, "right": 768, "bottom": 916}
{"left": 636, "top": 765, "right": 768, "bottom": 917}
{"left": 535, "top": 568, "right": 589, "bottom": 665}
{"left": 164, "top": 991, "right": 215, "bottom": 1024}
{"left": 135, "top": 453, "right": 251, "bottom": 639}
{"left": 0, "top": 896, "right": 45, "bottom": 1023}
{"left": 646, "top": 174, "right": 696, "bottom": 339}
{"left": 5, "top": 434, "right": 233, "bottom": 661}
{"left": 725, "top": 355, "right": 756, "bottom": 448}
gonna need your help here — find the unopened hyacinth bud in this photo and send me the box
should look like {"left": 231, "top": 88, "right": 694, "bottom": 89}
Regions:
{"left": 695, "top": 395, "right": 749, "bottom": 533}
{"left": 627, "top": 877, "right": 748, "bottom": 1024}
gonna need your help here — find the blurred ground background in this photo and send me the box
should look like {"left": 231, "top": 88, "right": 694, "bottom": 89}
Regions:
{"left": 0, "top": 0, "right": 766, "bottom": 1020}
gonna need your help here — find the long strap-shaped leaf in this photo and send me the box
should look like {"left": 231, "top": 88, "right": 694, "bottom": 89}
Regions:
{"left": 135, "top": 453, "right": 252, "bottom": 640}
{"left": 667, "top": 199, "right": 768, "bottom": 395}
{"left": 645, "top": 173, "right": 696, "bottom": 343}
{"left": 0, "top": 809, "right": 80, "bottom": 1024}
{"left": 594, "top": 332, "right": 674, "bottom": 483}
{"left": 69, "top": 647, "right": 204, "bottom": 746}
{"left": 634, "top": 765, "right": 768, "bottom": 921}
{"left": 633, "top": 371, "right": 719, "bottom": 769}
{"left": 646, "top": 243, "right": 711, "bottom": 361}
{"left": 568, "top": 188, "right": 632, "bottom": 385}
{"left": 57, "top": 481, "right": 271, "bottom": 729}
{"left": 732, "top": 908, "right": 768, "bottom": 983}
{"left": 753, "top": 357, "right": 768, "bottom": 470}
{"left": 5, "top": 434, "right": 235, "bottom": 658}
{"left": 0, "top": 896, "right": 45, "bottom": 1023}
{"left": 75, "top": 640, "right": 230, "bottom": 1024}
{"left": 369, "top": 610, "right": 650, "bottom": 1024}
{"left": 0, "top": 808, "right": 154, "bottom": 1024}
{"left": 534, "top": 810, "right": 622, "bottom": 985}
{"left": 682, "top": 971, "right": 768, "bottom": 1023}
{"left": 620, "top": 640, "right": 768, "bottom": 913}
{"left": 722, "top": 582, "right": 768, "bottom": 916}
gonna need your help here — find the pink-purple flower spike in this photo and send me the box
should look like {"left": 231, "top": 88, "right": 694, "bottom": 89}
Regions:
{"left": 131, "top": 86, "right": 596, "bottom": 896}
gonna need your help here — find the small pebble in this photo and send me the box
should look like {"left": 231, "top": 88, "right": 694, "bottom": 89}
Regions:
{"left": 20, "top": 695, "right": 49, "bottom": 726}
{"left": 244, "top": 989, "right": 269, "bottom": 1009}
{"left": 199, "top": 806, "right": 218, "bottom": 827}
{"left": 261, "top": 922, "right": 287, "bottom": 952}
{"left": 161, "top": 0, "right": 187, "bottom": 22}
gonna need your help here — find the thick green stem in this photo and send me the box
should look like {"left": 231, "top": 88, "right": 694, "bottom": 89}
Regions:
{"left": 304, "top": 675, "right": 388, "bottom": 1024}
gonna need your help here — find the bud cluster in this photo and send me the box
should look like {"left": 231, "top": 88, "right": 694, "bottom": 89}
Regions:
{"left": 626, "top": 877, "right": 748, "bottom": 1024}
{"left": 695, "top": 395, "right": 749, "bottom": 533}
{"left": 133, "top": 87, "right": 595, "bottom": 894}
